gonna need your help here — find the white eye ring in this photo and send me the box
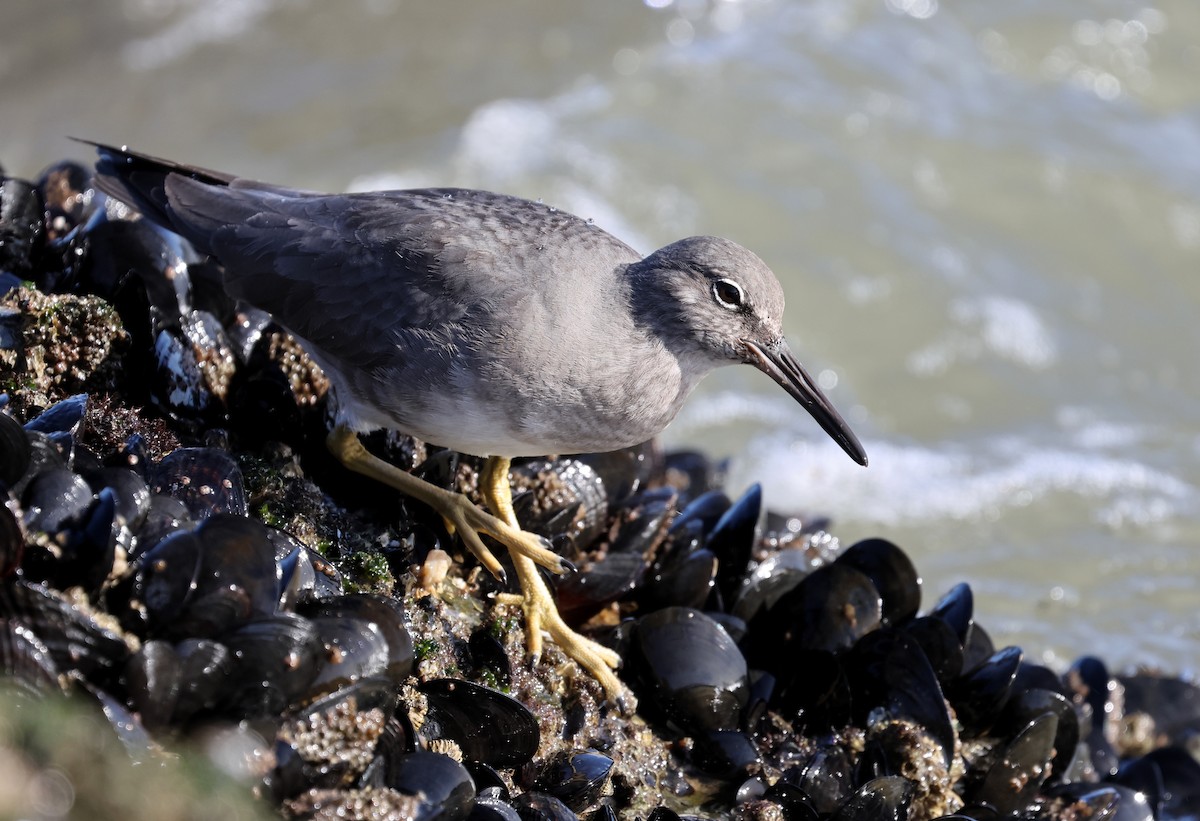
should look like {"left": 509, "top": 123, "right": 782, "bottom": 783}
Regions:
{"left": 712, "top": 278, "right": 744, "bottom": 310}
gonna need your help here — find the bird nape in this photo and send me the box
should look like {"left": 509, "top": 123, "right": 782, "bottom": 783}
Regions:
{"left": 83, "top": 139, "right": 867, "bottom": 702}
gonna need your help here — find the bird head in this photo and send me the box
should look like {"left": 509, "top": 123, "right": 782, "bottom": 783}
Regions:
{"left": 631, "top": 236, "right": 868, "bottom": 466}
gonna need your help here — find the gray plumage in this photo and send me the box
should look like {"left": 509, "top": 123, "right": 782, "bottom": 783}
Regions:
{"left": 86, "top": 141, "right": 866, "bottom": 465}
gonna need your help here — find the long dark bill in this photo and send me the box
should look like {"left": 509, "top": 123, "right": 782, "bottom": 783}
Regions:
{"left": 742, "top": 338, "right": 868, "bottom": 466}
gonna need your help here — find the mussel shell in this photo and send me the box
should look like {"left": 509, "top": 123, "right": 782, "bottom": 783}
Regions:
{"left": 846, "top": 629, "right": 954, "bottom": 767}
{"left": 467, "top": 627, "right": 511, "bottom": 686}
{"left": 469, "top": 792, "right": 522, "bottom": 821}
{"left": 0, "top": 618, "right": 60, "bottom": 692}
{"left": 151, "top": 447, "right": 246, "bottom": 520}
{"left": 301, "top": 594, "right": 414, "bottom": 683}
{"left": 1112, "top": 746, "right": 1200, "bottom": 817}
{"left": 40, "top": 486, "right": 118, "bottom": 594}
{"left": 84, "top": 467, "right": 151, "bottom": 532}
{"left": 510, "top": 791, "right": 578, "bottom": 821}
{"left": 97, "top": 216, "right": 195, "bottom": 308}
{"left": 787, "top": 746, "right": 855, "bottom": 814}
{"left": 38, "top": 160, "right": 96, "bottom": 241}
{"left": 971, "top": 712, "right": 1057, "bottom": 813}
{"left": 1013, "top": 662, "right": 1069, "bottom": 698}
{"left": 383, "top": 750, "right": 476, "bottom": 821}
{"left": 364, "top": 713, "right": 418, "bottom": 791}
{"left": 511, "top": 457, "right": 608, "bottom": 548}
{"left": 419, "top": 678, "right": 540, "bottom": 768}
{"left": 0, "top": 305, "right": 19, "bottom": 350}
{"left": 277, "top": 541, "right": 317, "bottom": 610}
{"left": 730, "top": 546, "right": 813, "bottom": 623}
{"left": 220, "top": 612, "right": 323, "bottom": 717}
{"left": 12, "top": 431, "right": 66, "bottom": 498}
{"left": 661, "top": 450, "right": 720, "bottom": 501}
{"left": 1065, "top": 655, "right": 1119, "bottom": 777}
{"left": 557, "top": 551, "right": 647, "bottom": 622}
{"left": 774, "top": 649, "right": 852, "bottom": 733}
{"left": 558, "top": 488, "right": 675, "bottom": 621}
{"left": 900, "top": 615, "right": 964, "bottom": 685}
{"left": 691, "top": 729, "right": 761, "bottom": 780}
{"left": 172, "top": 637, "right": 235, "bottom": 723}
{"left": 76, "top": 677, "right": 156, "bottom": 763}
{"left": 0, "top": 175, "right": 45, "bottom": 278}
{"left": 950, "top": 645, "right": 1023, "bottom": 738}
{"left": 1039, "top": 784, "right": 1122, "bottom": 820}
{"left": 961, "top": 621, "right": 995, "bottom": 673}
{"left": 761, "top": 780, "right": 820, "bottom": 821}
{"left": 997, "top": 688, "right": 1079, "bottom": 784}
{"left": 827, "top": 776, "right": 912, "bottom": 821}
{"left": 576, "top": 441, "right": 659, "bottom": 507}
{"left": 306, "top": 615, "right": 391, "bottom": 697}
{"left": 21, "top": 467, "right": 93, "bottom": 535}
{"left": 629, "top": 606, "right": 748, "bottom": 734}
{"left": 708, "top": 483, "right": 761, "bottom": 605}
{"left": 24, "top": 393, "right": 87, "bottom": 437}
{"left": 0, "top": 580, "right": 128, "bottom": 682}
{"left": 225, "top": 304, "right": 275, "bottom": 363}
{"left": 0, "top": 412, "right": 31, "bottom": 490}
{"left": 226, "top": 340, "right": 315, "bottom": 442}
{"left": 533, "top": 749, "right": 614, "bottom": 812}
{"left": 645, "top": 808, "right": 682, "bottom": 821}
{"left": 835, "top": 538, "right": 920, "bottom": 626}
{"left": 136, "top": 514, "right": 279, "bottom": 638}
{"left": 134, "top": 529, "right": 201, "bottom": 627}
{"left": 669, "top": 489, "right": 731, "bottom": 537}
{"left": 125, "top": 639, "right": 185, "bottom": 732}
{"left": 132, "top": 493, "right": 193, "bottom": 558}
{"left": 609, "top": 487, "right": 676, "bottom": 559}
{"left": 1099, "top": 782, "right": 1152, "bottom": 820}
{"left": 927, "top": 581, "right": 973, "bottom": 647}
{"left": 636, "top": 546, "right": 716, "bottom": 612}
{"left": 745, "top": 562, "right": 882, "bottom": 664}
{"left": 158, "top": 309, "right": 235, "bottom": 420}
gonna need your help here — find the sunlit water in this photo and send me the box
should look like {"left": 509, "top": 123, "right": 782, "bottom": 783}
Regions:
{"left": 3, "top": 0, "right": 1198, "bottom": 675}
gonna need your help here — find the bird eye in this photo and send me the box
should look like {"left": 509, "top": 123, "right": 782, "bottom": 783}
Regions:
{"left": 712, "top": 278, "right": 744, "bottom": 310}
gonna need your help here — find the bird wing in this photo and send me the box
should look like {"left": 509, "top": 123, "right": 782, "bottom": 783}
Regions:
{"left": 161, "top": 176, "right": 558, "bottom": 373}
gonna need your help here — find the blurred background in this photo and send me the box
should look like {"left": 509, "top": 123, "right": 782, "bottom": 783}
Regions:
{"left": 2, "top": 0, "right": 1197, "bottom": 674}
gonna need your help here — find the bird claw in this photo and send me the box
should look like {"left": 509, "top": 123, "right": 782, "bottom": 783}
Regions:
{"left": 442, "top": 494, "right": 568, "bottom": 578}
{"left": 507, "top": 553, "right": 624, "bottom": 701}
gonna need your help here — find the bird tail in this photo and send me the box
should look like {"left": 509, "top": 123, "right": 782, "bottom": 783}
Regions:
{"left": 73, "top": 138, "right": 236, "bottom": 231}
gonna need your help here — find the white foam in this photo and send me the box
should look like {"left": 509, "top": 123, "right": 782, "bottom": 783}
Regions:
{"left": 726, "top": 429, "right": 1193, "bottom": 527}
{"left": 455, "top": 99, "right": 562, "bottom": 182}
{"left": 908, "top": 294, "right": 1057, "bottom": 375}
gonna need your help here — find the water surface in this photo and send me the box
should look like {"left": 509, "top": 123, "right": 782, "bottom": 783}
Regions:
{"left": 3, "top": 0, "right": 1197, "bottom": 674}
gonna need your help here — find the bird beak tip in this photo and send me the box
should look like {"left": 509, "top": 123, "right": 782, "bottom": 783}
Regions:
{"left": 742, "top": 337, "right": 870, "bottom": 469}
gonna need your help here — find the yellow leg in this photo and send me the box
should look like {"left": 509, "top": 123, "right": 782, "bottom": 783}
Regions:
{"left": 479, "top": 456, "right": 624, "bottom": 701}
{"left": 326, "top": 426, "right": 569, "bottom": 580}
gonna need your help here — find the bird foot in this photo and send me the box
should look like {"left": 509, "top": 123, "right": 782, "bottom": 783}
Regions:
{"left": 328, "top": 428, "right": 628, "bottom": 703}
{"left": 326, "top": 426, "right": 568, "bottom": 581}
{"left": 503, "top": 552, "right": 625, "bottom": 703}
{"left": 441, "top": 491, "right": 573, "bottom": 580}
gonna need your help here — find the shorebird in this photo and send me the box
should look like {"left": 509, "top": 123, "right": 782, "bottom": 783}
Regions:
{"left": 86, "top": 140, "right": 867, "bottom": 699}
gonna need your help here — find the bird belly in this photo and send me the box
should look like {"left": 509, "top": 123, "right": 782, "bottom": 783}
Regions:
{"left": 348, "top": 365, "right": 690, "bottom": 458}
{"left": 313, "top": 310, "right": 699, "bottom": 458}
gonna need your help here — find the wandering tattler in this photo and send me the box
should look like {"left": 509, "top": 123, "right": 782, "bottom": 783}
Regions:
{"left": 85, "top": 140, "right": 868, "bottom": 699}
